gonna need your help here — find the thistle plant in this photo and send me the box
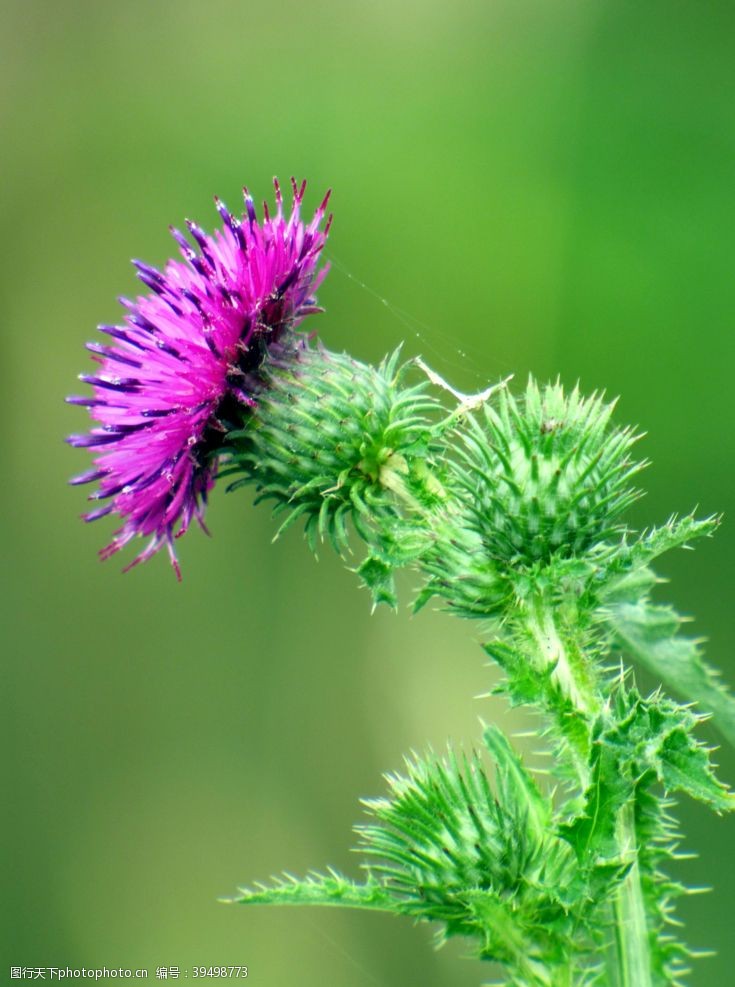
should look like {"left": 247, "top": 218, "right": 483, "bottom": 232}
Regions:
{"left": 69, "top": 180, "right": 735, "bottom": 986}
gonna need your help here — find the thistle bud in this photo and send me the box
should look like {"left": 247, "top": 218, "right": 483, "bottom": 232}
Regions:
{"left": 418, "top": 380, "right": 644, "bottom": 617}
{"left": 224, "top": 342, "right": 443, "bottom": 563}
{"left": 462, "top": 380, "right": 643, "bottom": 563}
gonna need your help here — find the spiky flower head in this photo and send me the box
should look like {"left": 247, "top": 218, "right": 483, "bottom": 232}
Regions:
{"left": 457, "top": 380, "right": 644, "bottom": 567}
{"left": 417, "top": 381, "right": 644, "bottom": 618}
{"left": 236, "top": 727, "right": 601, "bottom": 982}
{"left": 68, "top": 179, "right": 331, "bottom": 576}
{"left": 355, "top": 728, "right": 567, "bottom": 941}
{"left": 223, "top": 344, "right": 444, "bottom": 602}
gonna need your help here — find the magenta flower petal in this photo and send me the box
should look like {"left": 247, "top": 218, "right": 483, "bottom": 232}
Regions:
{"left": 69, "top": 179, "right": 332, "bottom": 578}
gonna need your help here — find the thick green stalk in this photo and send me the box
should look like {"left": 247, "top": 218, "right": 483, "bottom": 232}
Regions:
{"left": 528, "top": 605, "right": 598, "bottom": 716}
{"left": 526, "top": 602, "right": 653, "bottom": 985}
{"left": 608, "top": 803, "right": 653, "bottom": 987}
{"left": 522, "top": 600, "right": 600, "bottom": 791}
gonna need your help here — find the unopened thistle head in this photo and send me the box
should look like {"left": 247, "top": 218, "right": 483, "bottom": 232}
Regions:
{"left": 67, "top": 179, "right": 331, "bottom": 577}
{"left": 457, "top": 380, "right": 644, "bottom": 566}
{"left": 418, "top": 380, "right": 645, "bottom": 616}
{"left": 355, "top": 726, "right": 582, "bottom": 966}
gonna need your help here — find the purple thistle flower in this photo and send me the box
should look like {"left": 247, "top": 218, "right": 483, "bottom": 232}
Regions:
{"left": 68, "top": 178, "right": 332, "bottom": 578}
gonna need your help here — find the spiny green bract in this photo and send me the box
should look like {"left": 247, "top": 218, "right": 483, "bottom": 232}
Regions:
{"left": 222, "top": 343, "right": 443, "bottom": 558}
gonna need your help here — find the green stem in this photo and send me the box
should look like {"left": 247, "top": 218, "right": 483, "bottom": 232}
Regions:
{"left": 608, "top": 802, "right": 653, "bottom": 987}
{"left": 529, "top": 603, "right": 653, "bottom": 986}
{"left": 528, "top": 604, "right": 600, "bottom": 718}
{"left": 525, "top": 602, "right": 600, "bottom": 790}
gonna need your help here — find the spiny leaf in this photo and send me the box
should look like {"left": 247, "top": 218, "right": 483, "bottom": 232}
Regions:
{"left": 560, "top": 739, "right": 631, "bottom": 867}
{"left": 601, "top": 686, "right": 735, "bottom": 813}
{"left": 560, "top": 683, "right": 730, "bottom": 984}
{"left": 601, "top": 515, "right": 719, "bottom": 594}
{"left": 609, "top": 599, "right": 735, "bottom": 749}
{"left": 231, "top": 870, "right": 397, "bottom": 912}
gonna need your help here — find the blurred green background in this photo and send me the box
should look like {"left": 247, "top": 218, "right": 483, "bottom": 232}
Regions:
{"left": 2, "top": 1, "right": 734, "bottom": 983}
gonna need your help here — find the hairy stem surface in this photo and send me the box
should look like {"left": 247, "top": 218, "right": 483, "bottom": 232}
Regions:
{"left": 609, "top": 803, "right": 652, "bottom": 987}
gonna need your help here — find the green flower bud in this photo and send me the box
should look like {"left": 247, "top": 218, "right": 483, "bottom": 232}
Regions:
{"left": 417, "top": 380, "right": 644, "bottom": 619}
{"left": 224, "top": 342, "right": 443, "bottom": 557}
{"left": 454, "top": 380, "right": 644, "bottom": 567}
{"left": 355, "top": 726, "right": 582, "bottom": 970}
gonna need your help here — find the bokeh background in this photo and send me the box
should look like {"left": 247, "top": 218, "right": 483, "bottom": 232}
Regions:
{"left": 2, "top": 1, "right": 735, "bottom": 984}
